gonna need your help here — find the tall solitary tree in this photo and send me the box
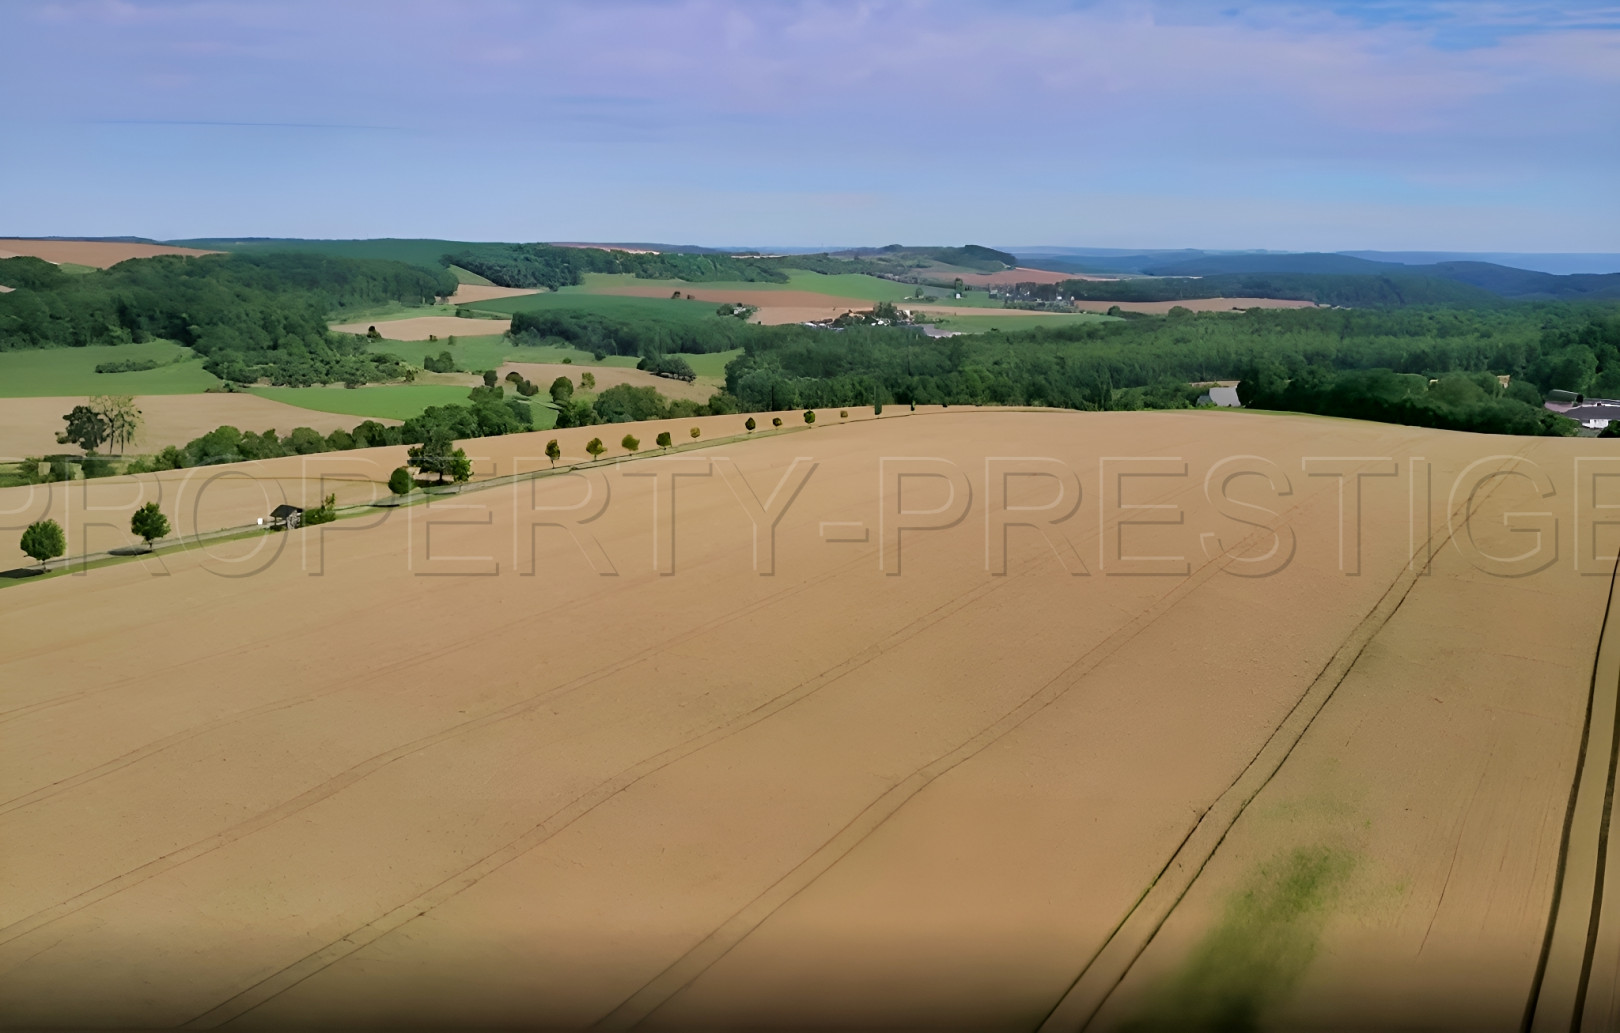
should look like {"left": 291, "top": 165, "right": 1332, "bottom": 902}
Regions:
{"left": 549, "top": 377, "right": 575, "bottom": 405}
{"left": 129, "top": 501, "right": 170, "bottom": 549}
{"left": 581, "top": 371, "right": 596, "bottom": 390}
{"left": 545, "top": 439, "right": 562, "bottom": 467}
{"left": 20, "top": 519, "right": 65, "bottom": 570}
{"left": 93, "top": 396, "right": 142, "bottom": 455}
{"left": 586, "top": 437, "right": 606, "bottom": 461}
{"left": 689, "top": 426, "right": 701, "bottom": 440}
{"left": 803, "top": 409, "right": 816, "bottom": 425}
{"left": 655, "top": 431, "right": 672, "bottom": 449}
{"left": 745, "top": 417, "right": 756, "bottom": 432}
{"left": 621, "top": 434, "right": 640, "bottom": 454}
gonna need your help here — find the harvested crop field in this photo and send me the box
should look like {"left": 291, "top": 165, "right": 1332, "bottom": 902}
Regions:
{"left": 0, "top": 239, "right": 217, "bottom": 267}
{"left": 497, "top": 360, "right": 720, "bottom": 403}
{"left": 450, "top": 283, "right": 542, "bottom": 305}
{"left": 1, "top": 409, "right": 1614, "bottom": 1029}
{"left": 329, "top": 315, "right": 513, "bottom": 340}
{"left": 0, "top": 394, "right": 395, "bottom": 460}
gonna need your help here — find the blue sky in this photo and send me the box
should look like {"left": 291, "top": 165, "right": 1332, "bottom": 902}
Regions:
{"left": 2, "top": 0, "right": 1616, "bottom": 251}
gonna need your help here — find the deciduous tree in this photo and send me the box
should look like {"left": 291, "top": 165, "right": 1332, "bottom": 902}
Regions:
{"left": 408, "top": 429, "right": 471, "bottom": 483}
{"left": 20, "top": 519, "right": 65, "bottom": 569}
{"left": 129, "top": 501, "right": 169, "bottom": 548}
{"left": 58, "top": 404, "right": 109, "bottom": 453}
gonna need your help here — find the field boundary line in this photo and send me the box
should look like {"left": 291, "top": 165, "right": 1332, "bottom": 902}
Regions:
{"left": 1036, "top": 449, "right": 1533, "bottom": 1033}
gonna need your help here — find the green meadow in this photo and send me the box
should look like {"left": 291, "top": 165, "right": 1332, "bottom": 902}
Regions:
{"left": 0, "top": 342, "right": 220, "bottom": 397}
{"left": 251, "top": 384, "right": 557, "bottom": 428}
{"left": 370, "top": 334, "right": 641, "bottom": 371}
{"left": 682, "top": 349, "right": 742, "bottom": 378}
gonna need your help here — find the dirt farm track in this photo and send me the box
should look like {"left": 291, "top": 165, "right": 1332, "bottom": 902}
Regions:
{"left": 5, "top": 408, "right": 1620, "bottom": 1029}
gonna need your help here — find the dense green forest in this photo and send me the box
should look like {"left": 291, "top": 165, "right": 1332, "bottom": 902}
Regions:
{"left": 500, "top": 298, "right": 1620, "bottom": 438}
{"left": 447, "top": 243, "right": 790, "bottom": 290}
{"left": 1055, "top": 272, "right": 1502, "bottom": 308}
{"left": 717, "top": 303, "right": 1620, "bottom": 436}
{"left": 509, "top": 308, "right": 749, "bottom": 357}
{"left": 0, "top": 253, "right": 454, "bottom": 385}
{"left": 1140, "top": 253, "right": 1620, "bottom": 300}
{"left": 446, "top": 243, "right": 1021, "bottom": 291}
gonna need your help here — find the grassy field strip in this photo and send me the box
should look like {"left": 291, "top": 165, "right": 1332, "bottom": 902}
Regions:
{"left": 248, "top": 385, "right": 498, "bottom": 422}
{"left": 1525, "top": 550, "right": 1620, "bottom": 1031}
{"left": 1037, "top": 447, "right": 1536, "bottom": 1033}
{"left": 0, "top": 342, "right": 219, "bottom": 397}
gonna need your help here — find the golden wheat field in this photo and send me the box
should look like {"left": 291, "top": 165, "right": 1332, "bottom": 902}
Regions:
{"left": 3, "top": 409, "right": 1619, "bottom": 1030}
{"left": 0, "top": 239, "right": 218, "bottom": 267}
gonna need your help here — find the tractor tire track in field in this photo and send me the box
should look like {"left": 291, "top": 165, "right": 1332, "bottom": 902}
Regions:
{"left": 188, "top": 473, "right": 1298, "bottom": 1029}
{"left": 0, "top": 541, "right": 857, "bottom": 817}
{"left": 1523, "top": 549, "right": 1620, "bottom": 1032}
{"left": 0, "top": 545, "right": 879, "bottom": 951}
{"left": 1037, "top": 449, "right": 1532, "bottom": 1033}
{"left": 591, "top": 490, "right": 1344, "bottom": 1031}
{"left": 185, "top": 564, "right": 1033, "bottom": 1028}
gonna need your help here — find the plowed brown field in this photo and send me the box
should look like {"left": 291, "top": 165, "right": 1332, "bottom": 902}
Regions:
{"left": 451, "top": 283, "right": 542, "bottom": 304}
{"left": 1, "top": 409, "right": 1612, "bottom": 1029}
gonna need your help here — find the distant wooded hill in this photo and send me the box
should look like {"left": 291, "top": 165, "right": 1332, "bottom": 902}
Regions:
{"left": 1014, "top": 248, "right": 1620, "bottom": 303}
{"left": 168, "top": 239, "right": 1020, "bottom": 289}
{"left": 1138, "top": 253, "right": 1620, "bottom": 299}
